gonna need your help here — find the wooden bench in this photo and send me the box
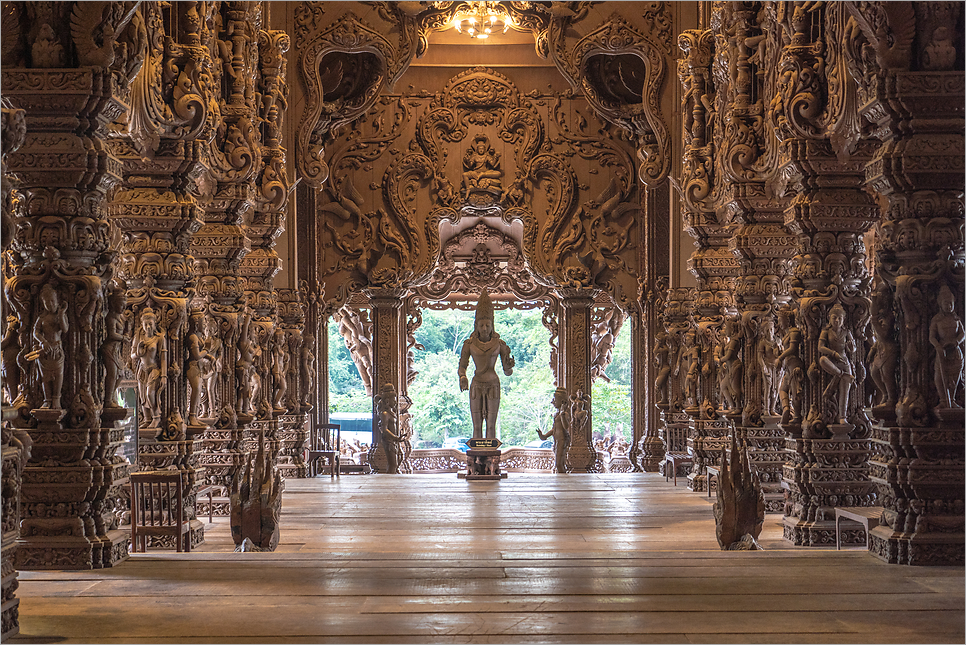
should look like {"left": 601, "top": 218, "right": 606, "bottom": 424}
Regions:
{"left": 195, "top": 484, "right": 216, "bottom": 523}
{"left": 835, "top": 506, "right": 883, "bottom": 550}
{"left": 706, "top": 465, "right": 719, "bottom": 497}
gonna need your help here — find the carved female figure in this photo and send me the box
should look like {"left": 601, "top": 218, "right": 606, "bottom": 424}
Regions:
{"left": 869, "top": 281, "right": 899, "bottom": 409}
{"left": 757, "top": 316, "right": 782, "bottom": 417}
{"left": 458, "top": 290, "right": 515, "bottom": 439}
{"left": 776, "top": 308, "right": 805, "bottom": 424}
{"left": 27, "top": 284, "right": 68, "bottom": 409}
{"left": 271, "top": 328, "right": 289, "bottom": 412}
{"left": 236, "top": 317, "right": 255, "bottom": 416}
{"left": 679, "top": 329, "right": 700, "bottom": 407}
{"left": 203, "top": 325, "right": 223, "bottom": 420}
{"left": 537, "top": 387, "right": 571, "bottom": 474}
{"left": 929, "top": 284, "right": 965, "bottom": 409}
{"left": 1, "top": 315, "right": 22, "bottom": 405}
{"left": 374, "top": 382, "right": 402, "bottom": 474}
{"left": 186, "top": 312, "right": 211, "bottom": 425}
{"left": 654, "top": 328, "right": 672, "bottom": 404}
{"left": 461, "top": 134, "right": 503, "bottom": 194}
{"left": 719, "top": 318, "right": 743, "bottom": 414}
{"left": 819, "top": 303, "right": 856, "bottom": 424}
{"left": 132, "top": 307, "right": 166, "bottom": 427}
{"left": 301, "top": 333, "right": 317, "bottom": 408}
{"left": 102, "top": 285, "right": 127, "bottom": 409}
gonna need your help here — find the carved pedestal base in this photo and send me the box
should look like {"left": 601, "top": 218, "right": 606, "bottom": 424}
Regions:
{"left": 459, "top": 449, "right": 507, "bottom": 480}
{"left": 737, "top": 417, "right": 786, "bottom": 513}
{"left": 276, "top": 414, "right": 308, "bottom": 479}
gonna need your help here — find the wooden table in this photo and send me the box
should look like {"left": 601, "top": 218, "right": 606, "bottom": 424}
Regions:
{"left": 835, "top": 506, "right": 883, "bottom": 550}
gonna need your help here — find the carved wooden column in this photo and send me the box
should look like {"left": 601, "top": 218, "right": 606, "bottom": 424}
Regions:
{"left": 1, "top": 1, "right": 141, "bottom": 569}
{"left": 275, "top": 288, "right": 308, "bottom": 478}
{"left": 1, "top": 103, "right": 28, "bottom": 640}
{"left": 716, "top": 5, "right": 794, "bottom": 511}
{"left": 107, "top": 2, "right": 216, "bottom": 544}
{"left": 676, "top": 27, "right": 737, "bottom": 493}
{"left": 847, "top": 2, "right": 966, "bottom": 565}
{"left": 661, "top": 287, "right": 695, "bottom": 479}
{"left": 558, "top": 288, "right": 601, "bottom": 473}
{"left": 365, "top": 288, "right": 405, "bottom": 473}
{"left": 195, "top": 1, "right": 262, "bottom": 503}
{"left": 775, "top": 3, "right": 880, "bottom": 547}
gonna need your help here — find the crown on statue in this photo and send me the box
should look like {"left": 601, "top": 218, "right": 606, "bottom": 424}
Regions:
{"left": 474, "top": 289, "right": 494, "bottom": 328}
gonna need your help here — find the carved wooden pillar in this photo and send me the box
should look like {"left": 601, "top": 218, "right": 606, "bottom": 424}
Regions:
{"left": 365, "top": 288, "right": 405, "bottom": 473}
{"left": 661, "top": 287, "right": 695, "bottom": 479}
{"left": 774, "top": 3, "right": 880, "bottom": 548}
{"left": 846, "top": 2, "right": 966, "bottom": 565}
{"left": 1, "top": 103, "right": 28, "bottom": 640}
{"left": 716, "top": 5, "right": 795, "bottom": 511}
{"left": 275, "top": 288, "right": 308, "bottom": 478}
{"left": 558, "top": 288, "right": 601, "bottom": 473}
{"left": 195, "top": 1, "right": 262, "bottom": 502}
{"left": 1, "top": 1, "right": 142, "bottom": 570}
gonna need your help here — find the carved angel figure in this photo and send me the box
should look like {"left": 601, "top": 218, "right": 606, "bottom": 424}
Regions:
{"left": 1, "top": 315, "right": 22, "bottom": 406}
{"left": 186, "top": 312, "right": 212, "bottom": 425}
{"left": 929, "top": 284, "right": 965, "bottom": 409}
{"left": 27, "top": 284, "right": 68, "bottom": 410}
{"left": 301, "top": 333, "right": 317, "bottom": 408}
{"left": 590, "top": 309, "right": 617, "bottom": 384}
{"left": 869, "top": 281, "right": 899, "bottom": 409}
{"left": 461, "top": 134, "right": 503, "bottom": 194}
{"left": 818, "top": 303, "right": 856, "bottom": 424}
{"left": 132, "top": 307, "right": 166, "bottom": 428}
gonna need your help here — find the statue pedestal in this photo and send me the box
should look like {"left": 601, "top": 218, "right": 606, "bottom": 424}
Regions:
{"left": 459, "top": 449, "right": 507, "bottom": 480}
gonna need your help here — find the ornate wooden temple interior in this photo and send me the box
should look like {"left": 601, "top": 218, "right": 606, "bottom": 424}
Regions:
{"left": 1, "top": 1, "right": 963, "bottom": 642}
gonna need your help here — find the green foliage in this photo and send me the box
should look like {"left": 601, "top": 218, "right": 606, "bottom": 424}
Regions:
{"left": 326, "top": 307, "right": 633, "bottom": 447}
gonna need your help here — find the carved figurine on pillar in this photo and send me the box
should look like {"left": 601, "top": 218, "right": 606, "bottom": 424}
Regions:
{"left": 718, "top": 317, "right": 743, "bottom": 417}
{"left": 458, "top": 290, "right": 514, "bottom": 440}
{"left": 679, "top": 329, "right": 700, "bottom": 411}
{"left": 300, "top": 333, "right": 316, "bottom": 411}
{"left": 375, "top": 382, "right": 402, "bottom": 475}
{"left": 461, "top": 134, "right": 503, "bottom": 196}
{"left": 776, "top": 307, "right": 805, "bottom": 427}
{"left": 132, "top": 307, "right": 166, "bottom": 428}
{"left": 818, "top": 303, "right": 856, "bottom": 428}
{"left": 186, "top": 311, "right": 213, "bottom": 426}
{"left": 654, "top": 328, "right": 672, "bottom": 405}
{"left": 757, "top": 315, "right": 782, "bottom": 419}
{"left": 537, "top": 387, "right": 571, "bottom": 474}
{"left": 27, "top": 284, "right": 68, "bottom": 410}
{"left": 869, "top": 280, "right": 899, "bottom": 416}
{"left": 929, "top": 284, "right": 964, "bottom": 410}
{"left": 102, "top": 283, "right": 127, "bottom": 409}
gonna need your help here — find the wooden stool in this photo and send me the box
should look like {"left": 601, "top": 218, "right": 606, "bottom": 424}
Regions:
{"left": 835, "top": 506, "right": 883, "bottom": 550}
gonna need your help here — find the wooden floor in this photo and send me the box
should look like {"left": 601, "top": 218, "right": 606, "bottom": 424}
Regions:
{"left": 12, "top": 473, "right": 965, "bottom": 644}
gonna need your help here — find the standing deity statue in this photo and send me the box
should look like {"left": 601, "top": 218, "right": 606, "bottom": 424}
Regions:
{"left": 374, "top": 382, "right": 402, "bottom": 474}
{"left": 719, "top": 318, "right": 743, "bottom": 414}
{"left": 186, "top": 311, "right": 212, "bottom": 425}
{"left": 271, "top": 328, "right": 289, "bottom": 412}
{"left": 869, "top": 280, "right": 899, "bottom": 409}
{"left": 131, "top": 307, "right": 166, "bottom": 427}
{"left": 776, "top": 308, "right": 805, "bottom": 424}
{"left": 203, "top": 322, "right": 223, "bottom": 420}
{"left": 27, "top": 283, "right": 68, "bottom": 409}
{"left": 929, "top": 284, "right": 965, "bottom": 409}
{"left": 236, "top": 317, "right": 256, "bottom": 416}
{"left": 1, "top": 314, "right": 22, "bottom": 406}
{"left": 537, "top": 387, "right": 571, "bottom": 474}
{"left": 301, "top": 332, "right": 317, "bottom": 408}
{"left": 458, "top": 290, "right": 515, "bottom": 440}
{"left": 757, "top": 316, "right": 782, "bottom": 417}
{"left": 102, "top": 284, "right": 127, "bottom": 409}
{"left": 818, "top": 303, "right": 857, "bottom": 424}
{"left": 590, "top": 309, "right": 616, "bottom": 384}
{"left": 653, "top": 328, "right": 672, "bottom": 404}
{"left": 461, "top": 134, "right": 503, "bottom": 194}
{"left": 679, "top": 329, "right": 700, "bottom": 408}
{"left": 250, "top": 325, "right": 265, "bottom": 416}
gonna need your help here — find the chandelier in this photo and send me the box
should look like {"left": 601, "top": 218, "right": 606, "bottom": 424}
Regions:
{"left": 451, "top": 2, "right": 516, "bottom": 39}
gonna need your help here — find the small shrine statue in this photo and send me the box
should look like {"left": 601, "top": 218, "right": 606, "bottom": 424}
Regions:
{"left": 132, "top": 307, "right": 166, "bottom": 427}
{"left": 929, "top": 284, "right": 964, "bottom": 409}
{"left": 458, "top": 290, "right": 515, "bottom": 439}
{"left": 818, "top": 303, "right": 856, "bottom": 424}
{"left": 375, "top": 382, "right": 402, "bottom": 474}
{"left": 537, "top": 387, "right": 571, "bottom": 474}
{"left": 27, "top": 283, "right": 68, "bottom": 409}
{"left": 461, "top": 134, "right": 503, "bottom": 194}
